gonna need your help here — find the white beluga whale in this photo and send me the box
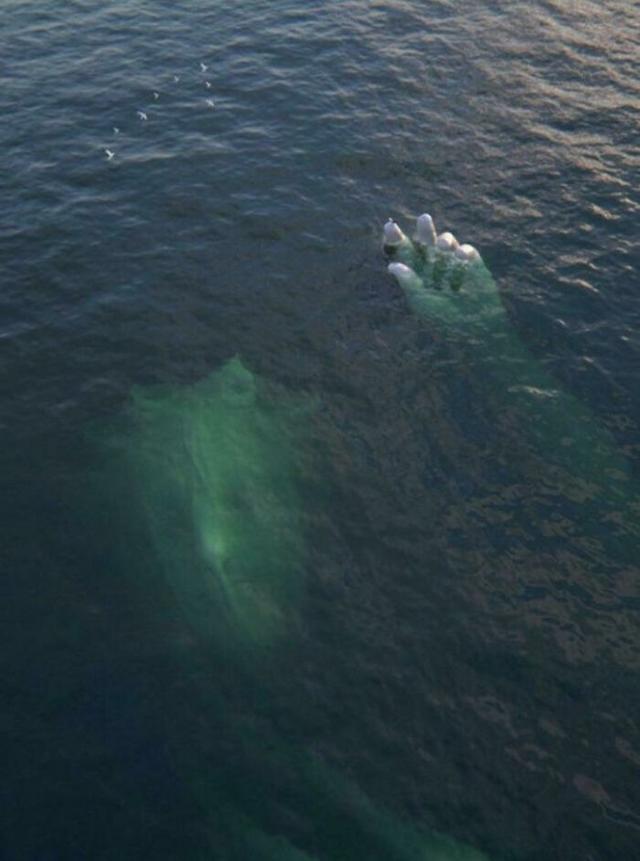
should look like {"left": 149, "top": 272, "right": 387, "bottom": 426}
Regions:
{"left": 456, "top": 243, "right": 481, "bottom": 263}
{"left": 382, "top": 218, "right": 408, "bottom": 250}
{"left": 415, "top": 213, "right": 437, "bottom": 248}
{"left": 435, "top": 231, "right": 459, "bottom": 253}
{"left": 387, "top": 261, "right": 420, "bottom": 289}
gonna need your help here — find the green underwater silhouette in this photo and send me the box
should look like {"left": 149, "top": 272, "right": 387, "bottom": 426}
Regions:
{"left": 384, "top": 213, "right": 640, "bottom": 565}
{"left": 115, "top": 357, "right": 309, "bottom": 650}
{"left": 89, "top": 355, "right": 492, "bottom": 860}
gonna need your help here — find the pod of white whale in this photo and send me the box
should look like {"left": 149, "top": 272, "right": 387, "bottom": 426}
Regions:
{"left": 384, "top": 212, "right": 482, "bottom": 297}
{"left": 385, "top": 213, "right": 480, "bottom": 267}
{"left": 382, "top": 210, "right": 638, "bottom": 561}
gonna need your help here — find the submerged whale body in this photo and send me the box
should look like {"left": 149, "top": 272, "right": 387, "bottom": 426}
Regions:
{"left": 89, "top": 351, "right": 495, "bottom": 861}
{"left": 101, "top": 356, "right": 310, "bottom": 649}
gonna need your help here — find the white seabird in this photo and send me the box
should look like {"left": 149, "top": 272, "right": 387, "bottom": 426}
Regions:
{"left": 174, "top": 75, "right": 180, "bottom": 83}
{"left": 153, "top": 91, "right": 159, "bottom": 100}
{"left": 113, "top": 127, "right": 120, "bottom": 134}
{"left": 137, "top": 110, "right": 148, "bottom": 120}
{"left": 104, "top": 149, "right": 115, "bottom": 160}
{"left": 200, "top": 62, "right": 208, "bottom": 72}
{"left": 206, "top": 98, "right": 215, "bottom": 108}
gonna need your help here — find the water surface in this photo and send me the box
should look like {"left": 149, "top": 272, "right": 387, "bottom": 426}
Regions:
{"left": 2, "top": 1, "right": 640, "bottom": 858}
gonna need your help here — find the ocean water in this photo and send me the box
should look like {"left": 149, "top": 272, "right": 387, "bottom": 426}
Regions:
{"left": 2, "top": 1, "right": 640, "bottom": 858}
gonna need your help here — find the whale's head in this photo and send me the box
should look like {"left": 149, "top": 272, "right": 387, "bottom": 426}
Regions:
{"left": 219, "top": 357, "right": 257, "bottom": 407}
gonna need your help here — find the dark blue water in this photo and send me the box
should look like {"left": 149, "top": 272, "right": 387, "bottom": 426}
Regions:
{"left": 3, "top": 1, "right": 640, "bottom": 858}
